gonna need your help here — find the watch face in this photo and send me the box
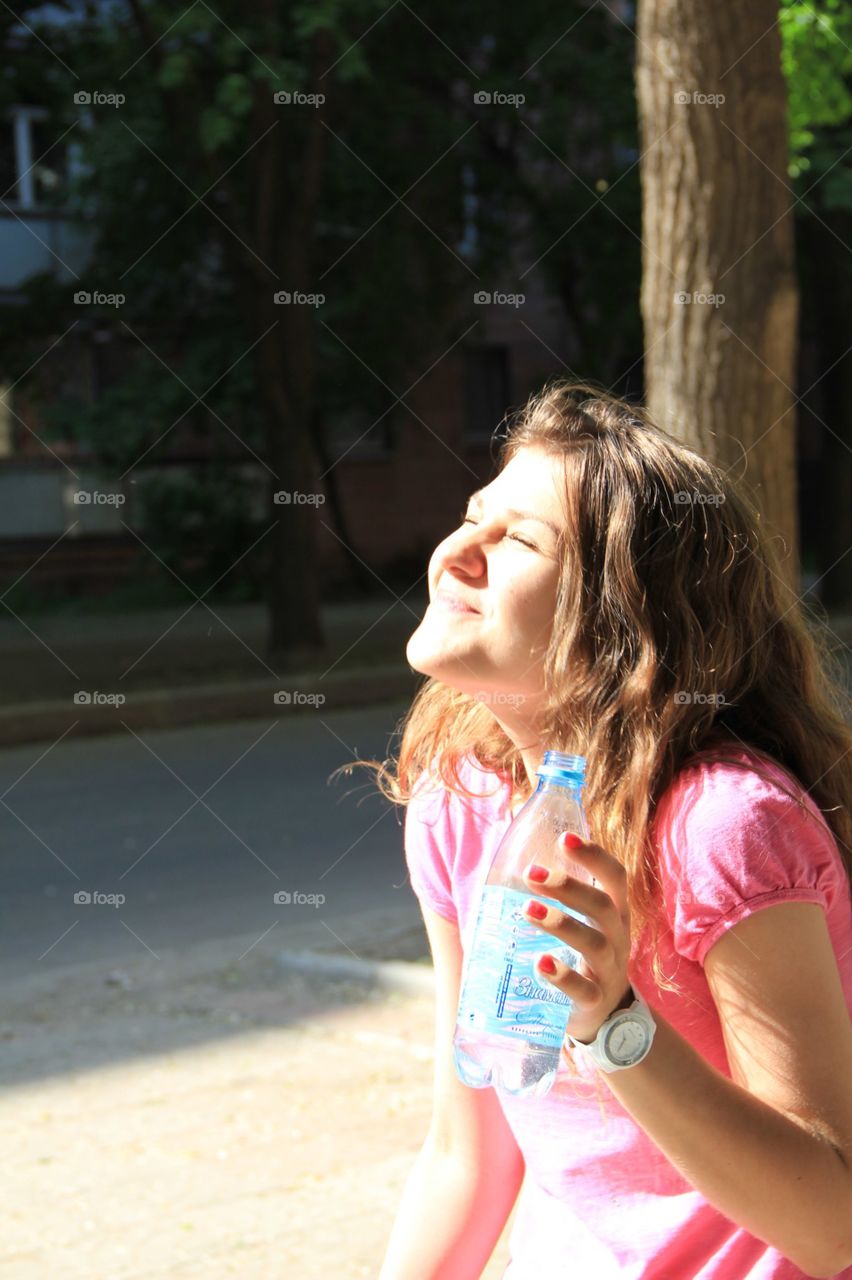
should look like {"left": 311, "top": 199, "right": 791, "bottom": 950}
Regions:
{"left": 603, "top": 1015, "right": 649, "bottom": 1066}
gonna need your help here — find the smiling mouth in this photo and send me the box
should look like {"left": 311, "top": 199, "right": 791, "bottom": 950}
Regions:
{"left": 434, "top": 592, "right": 479, "bottom": 615}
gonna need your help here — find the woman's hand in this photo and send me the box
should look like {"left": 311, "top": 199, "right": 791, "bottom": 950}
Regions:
{"left": 522, "top": 831, "right": 632, "bottom": 1045}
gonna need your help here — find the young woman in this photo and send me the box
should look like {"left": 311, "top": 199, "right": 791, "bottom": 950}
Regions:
{"left": 352, "top": 382, "right": 852, "bottom": 1279}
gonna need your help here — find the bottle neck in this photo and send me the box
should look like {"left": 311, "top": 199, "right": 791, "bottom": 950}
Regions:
{"left": 535, "top": 776, "right": 584, "bottom": 801}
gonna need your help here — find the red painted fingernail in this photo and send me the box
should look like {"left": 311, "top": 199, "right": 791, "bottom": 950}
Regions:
{"left": 526, "top": 863, "right": 549, "bottom": 882}
{"left": 525, "top": 900, "right": 548, "bottom": 920}
{"left": 563, "top": 832, "right": 584, "bottom": 849}
{"left": 538, "top": 954, "right": 557, "bottom": 974}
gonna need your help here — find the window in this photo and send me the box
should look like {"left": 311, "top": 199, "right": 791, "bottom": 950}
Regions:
{"left": 1, "top": 106, "right": 68, "bottom": 210}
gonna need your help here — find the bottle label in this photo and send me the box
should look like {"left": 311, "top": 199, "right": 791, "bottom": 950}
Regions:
{"left": 457, "top": 885, "right": 582, "bottom": 1049}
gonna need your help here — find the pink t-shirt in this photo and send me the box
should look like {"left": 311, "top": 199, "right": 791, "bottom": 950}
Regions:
{"left": 404, "top": 747, "right": 852, "bottom": 1279}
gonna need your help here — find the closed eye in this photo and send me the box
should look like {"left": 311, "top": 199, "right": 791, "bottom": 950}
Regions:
{"left": 460, "top": 516, "right": 538, "bottom": 551}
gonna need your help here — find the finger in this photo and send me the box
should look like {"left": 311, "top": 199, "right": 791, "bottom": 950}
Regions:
{"left": 522, "top": 863, "right": 621, "bottom": 928}
{"left": 535, "top": 952, "right": 601, "bottom": 1006}
{"left": 522, "top": 897, "right": 613, "bottom": 965}
{"left": 557, "top": 832, "right": 628, "bottom": 911}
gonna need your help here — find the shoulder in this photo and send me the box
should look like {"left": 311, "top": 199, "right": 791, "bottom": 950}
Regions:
{"left": 646, "top": 745, "right": 851, "bottom": 968}
{"left": 410, "top": 752, "right": 513, "bottom": 822}
{"left": 652, "top": 744, "right": 847, "bottom": 930}
{"left": 655, "top": 744, "right": 834, "bottom": 847}
{"left": 404, "top": 752, "right": 513, "bottom": 927}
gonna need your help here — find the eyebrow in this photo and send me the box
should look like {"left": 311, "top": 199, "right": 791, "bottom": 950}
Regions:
{"left": 467, "top": 490, "right": 562, "bottom": 538}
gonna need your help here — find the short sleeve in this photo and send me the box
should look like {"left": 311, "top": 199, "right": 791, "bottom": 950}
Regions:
{"left": 656, "top": 762, "right": 842, "bottom": 967}
{"left": 403, "top": 770, "right": 458, "bottom": 924}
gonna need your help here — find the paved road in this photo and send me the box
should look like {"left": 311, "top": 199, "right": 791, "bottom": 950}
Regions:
{"left": 0, "top": 701, "right": 422, "bottom": 981}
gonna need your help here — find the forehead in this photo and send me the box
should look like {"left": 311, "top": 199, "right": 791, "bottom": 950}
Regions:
{"left": 473, "top": 448, "right": 565, "bottom": 525}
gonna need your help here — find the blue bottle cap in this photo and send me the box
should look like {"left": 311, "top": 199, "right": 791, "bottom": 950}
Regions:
{"left": 536, "top": 751, "right": 585, "bottom": 785}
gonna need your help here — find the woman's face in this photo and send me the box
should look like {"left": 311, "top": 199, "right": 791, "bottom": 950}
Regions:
{"left": 406, "top": 447, "right": 566, "bottom": 707}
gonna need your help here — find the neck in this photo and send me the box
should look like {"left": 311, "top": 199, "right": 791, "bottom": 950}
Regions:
{"left": 484, "top": 706, "right": 584, "bottom": 810}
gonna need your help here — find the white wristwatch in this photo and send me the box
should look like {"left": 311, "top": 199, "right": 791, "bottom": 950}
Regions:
{"left": 566, "top": 991, "right": 657, "bottom": 1073}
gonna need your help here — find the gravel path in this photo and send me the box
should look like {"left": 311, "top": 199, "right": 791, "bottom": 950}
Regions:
{"left": 1, "top": 936, "right": 514, "bottom": 1278}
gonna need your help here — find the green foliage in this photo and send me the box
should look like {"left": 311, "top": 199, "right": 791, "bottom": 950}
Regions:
{"left": 157, "top": 51, "right": 193, "bottom": 90}
{"left": 781, "top": 0, "right": 852, "bottom": 181}
{"left": 138, "top": 466, "right": 265, "bottom": 598}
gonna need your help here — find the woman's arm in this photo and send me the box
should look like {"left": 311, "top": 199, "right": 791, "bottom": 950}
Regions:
{"left": 605, "top": 902, "right": 852, "bottom": 1277}
{"left": 379, "top": 1129, "right": 521, "bottom": 1280}
{"left": 379, "top": 904, "right": 525, "bottom": 1279}
{"left": 522, "top": 840, "right": 852, "bottom": 1278}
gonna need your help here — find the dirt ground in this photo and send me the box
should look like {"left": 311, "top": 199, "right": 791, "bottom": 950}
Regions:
{"left": 1, "top": 935, "right": 515, "bottom": 1278}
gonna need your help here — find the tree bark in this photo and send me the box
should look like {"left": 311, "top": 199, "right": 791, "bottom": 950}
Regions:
{"left": 240, "top": 18, "right": 335, "bottom": 663}
{"left": 801, "top": 208, "right": 852, "bottom": 611}
{"left": 309, "top": 402, "right": 374, "bottom": 596}
{"left": 636, "top": 1, "right": 800, "bottom": 590}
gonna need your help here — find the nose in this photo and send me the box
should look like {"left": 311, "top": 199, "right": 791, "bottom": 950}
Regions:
{"left": 431, "top": 520, "right": 490, "bottom": 589}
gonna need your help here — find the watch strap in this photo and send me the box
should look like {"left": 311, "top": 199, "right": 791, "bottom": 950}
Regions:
{"left": 566, "top": 993, "right": 656, "bottom": 1073}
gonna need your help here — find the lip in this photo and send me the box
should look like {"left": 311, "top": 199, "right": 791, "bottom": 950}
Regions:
{"left": 434, "top": 589, "right": 480, "bottom": 615}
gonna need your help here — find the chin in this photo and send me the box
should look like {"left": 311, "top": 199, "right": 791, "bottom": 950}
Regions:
{"left": 406, "top": 639, "right": 467, "bottom": 687}
{"left": 406, "top": 636, "right": 439, "bottom": 678}
{"left": 406, "top": 647, "right": 452, "bottom": 682}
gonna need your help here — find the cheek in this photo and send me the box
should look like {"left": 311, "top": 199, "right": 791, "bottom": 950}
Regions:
{"left": 505, "top": 573, "right": 558, "bottom": 634}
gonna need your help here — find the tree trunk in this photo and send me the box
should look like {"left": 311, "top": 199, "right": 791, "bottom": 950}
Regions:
{"left": 243, "top": 21, "right": 334, "bottom": 664}
{"left": 801, "top": 208, "right": 852, "bottom": 612}
{"left": 310, "top": 403, "right": 374, "bottom": 596}
{"left": 635, "top": 1, "right": 800, "bottom": 590}
{"left": 257, "top": 311, "right": 326, "bottom": 664}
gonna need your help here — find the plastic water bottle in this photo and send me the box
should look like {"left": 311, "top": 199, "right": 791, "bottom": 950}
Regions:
{"left": 452, "top": 751, "right": 591, "bottom": 1098}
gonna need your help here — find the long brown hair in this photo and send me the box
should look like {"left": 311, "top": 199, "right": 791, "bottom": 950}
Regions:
{"left": 336, "top": 381, "right": 852, "bottom": 964}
